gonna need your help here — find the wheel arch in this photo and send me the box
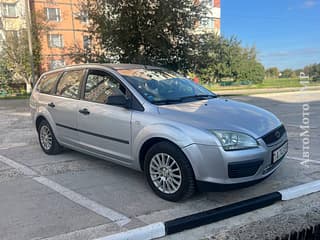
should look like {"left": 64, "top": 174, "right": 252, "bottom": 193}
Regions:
{"left": 139, "top": 137, "right": 169, "bottom": 171}
{"left": 139, "top": 137, "right": 192, "bottom": 172}
{"left": 134, "top": 124, "right": 195, "bottom": 172}
{"left": 35, "top": 115, "right": 48, "bottom": 132}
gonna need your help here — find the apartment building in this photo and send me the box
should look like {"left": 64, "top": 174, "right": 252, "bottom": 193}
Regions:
{"left": 1, "top": 0, "right": 221, "bottom": 72}
{"left": 196, "top": 0, "right": 221, "bottom": 35}
{"left": 0, "top": 0, "right": 27, "bottom": 51}
{"left": 31, "top": 0, "right": 89, "bottom": 71}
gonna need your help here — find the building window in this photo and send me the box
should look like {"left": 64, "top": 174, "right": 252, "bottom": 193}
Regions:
{"left": 200, "top": 17, "right": 214, "bottom": 29}
{"left": 46, "top": 8, "right": 61, "bottom": 22}
{"left": 79, "top": 10, "right": 89, "bottom": 23}
{"left": 83, "top": 35, "right": 90, "bottom": 49}
{"left": 2, "top": 3, "right": 17, "bottom": 17}
{"left": 5, "top": 30, "right": 19, "bottom": 39}
{"left": 48, "top": 34, "right": 64, "bottom": 48}
{"left": 49, "top": 60, "right": 65, "bottom": 70}
{"left": 0, "top": 33, "right": 4, "bottom": 46}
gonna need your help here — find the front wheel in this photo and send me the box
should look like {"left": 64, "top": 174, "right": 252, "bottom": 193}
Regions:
{"left": 144, "top": 142, "right": 196, "bottom": 202}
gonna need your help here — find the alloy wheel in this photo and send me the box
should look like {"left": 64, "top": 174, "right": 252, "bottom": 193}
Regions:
{"left": 40, "top": 125, "right": 53, "bottom": 150}
{"left": 149, "top": 153, "right": 182, "bottom": 194}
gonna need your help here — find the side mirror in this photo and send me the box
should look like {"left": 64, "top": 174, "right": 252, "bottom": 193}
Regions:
{"left": 107, "top": 95, "right": 130, "bottom": 108}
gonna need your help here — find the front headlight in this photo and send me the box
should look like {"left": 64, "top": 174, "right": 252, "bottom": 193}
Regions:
{"left": 210, "top": 130, "right": 259, "bottom": 151}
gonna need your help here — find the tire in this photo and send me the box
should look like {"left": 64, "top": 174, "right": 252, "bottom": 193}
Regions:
{"left": 38, "top": 120, "right": 63, "bottom": 155}
{"left": 144, "top": 142, "right": 196, "bottom": 202}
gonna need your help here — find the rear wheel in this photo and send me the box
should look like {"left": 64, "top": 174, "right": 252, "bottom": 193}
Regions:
{"left": 38, "top": 120, "right": 63, "bottom": 155}
{"left": 144, "top": 142, "right": 196, "bottom": 201}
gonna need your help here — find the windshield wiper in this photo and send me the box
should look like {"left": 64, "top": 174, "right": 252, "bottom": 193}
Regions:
{"left": 179, "top": 94, "right": 217, "bottom": 101}
{"left": 152, "top": 99, "right": 183, "bottom": 105}
{"left": 152, "top": 95, "right": 217, "bottom": 105}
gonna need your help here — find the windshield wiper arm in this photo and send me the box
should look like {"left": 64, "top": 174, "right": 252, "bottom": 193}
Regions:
{"left": 152, "top": 95, "right": 216, "bottom": 105}
{"left": 179, "top": 94, "right": 217, "bottom": 101}
{"left": 152, "top": 99, "right": 183, "bottom": 105}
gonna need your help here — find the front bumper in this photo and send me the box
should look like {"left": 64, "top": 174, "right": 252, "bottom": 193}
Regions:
{"left": 182, "top": 132, "right": 288, "bottom": 185}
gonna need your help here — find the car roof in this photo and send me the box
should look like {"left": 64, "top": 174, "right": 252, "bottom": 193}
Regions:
{"left": 42, "top": 63, "right": 164, "bottom": 76}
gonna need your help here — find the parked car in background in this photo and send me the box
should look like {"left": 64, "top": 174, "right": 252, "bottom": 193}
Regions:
{"left": 30, "top": 64, "right": 288, "bottom": 201}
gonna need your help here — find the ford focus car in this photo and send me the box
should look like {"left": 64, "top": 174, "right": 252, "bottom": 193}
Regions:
{"left": 30, "top": 64, "right": 288, "bottom": 201}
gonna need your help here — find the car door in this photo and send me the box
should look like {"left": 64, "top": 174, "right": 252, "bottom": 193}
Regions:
{"left": 48, "top": 69, "right": 85, "bottom": 146}
{"left": 77, "top": 69, "right": 132, "bottom": 163}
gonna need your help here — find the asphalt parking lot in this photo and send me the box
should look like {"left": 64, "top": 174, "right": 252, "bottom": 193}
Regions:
{"left": 0, "top": 90, "right": 319, "bottom": 240}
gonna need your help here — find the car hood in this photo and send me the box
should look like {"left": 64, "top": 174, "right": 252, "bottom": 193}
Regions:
{"left": 158, "top": 98, "right": 282, "bottom": 138}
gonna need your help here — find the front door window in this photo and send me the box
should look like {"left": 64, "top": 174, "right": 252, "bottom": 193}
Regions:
{"left": 84, "top": 70, "right": 126, "bottom": 104}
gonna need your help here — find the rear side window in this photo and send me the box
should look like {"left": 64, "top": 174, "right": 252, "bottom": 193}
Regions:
{"left": 37, "top": 72, "right": 61, "bottom": 94}
{"left": 56, "top": 70, "right": 84, "bottom": 99}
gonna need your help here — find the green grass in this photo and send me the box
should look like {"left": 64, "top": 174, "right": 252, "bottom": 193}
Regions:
{"left": 0, "top": 94, "right": 30, "bottom": 100}
{"left": 205, "top": 78, "right": 320, "bottom": 91}
{"left": 257, "top": 78, "right": 303, "bottom": 88}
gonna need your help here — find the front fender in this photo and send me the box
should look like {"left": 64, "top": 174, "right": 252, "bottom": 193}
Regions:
{"left": 132, "top": 123, "right": 194, "bottom": 169}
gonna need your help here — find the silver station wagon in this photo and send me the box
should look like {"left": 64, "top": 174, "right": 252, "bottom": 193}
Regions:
{"left": 30, "top": 64, "right": 288, "bottom": 201}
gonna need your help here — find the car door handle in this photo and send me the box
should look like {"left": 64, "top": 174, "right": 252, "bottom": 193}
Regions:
{"left": 48, "top": 102, "right": 55, "bottom": 108}
{"left": 79, "top": 108, "right": 90, "bottom": 115}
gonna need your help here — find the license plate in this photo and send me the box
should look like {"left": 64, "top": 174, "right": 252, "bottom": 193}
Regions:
{"left": 272, "top": 142, "right": 288, "bottom": 164}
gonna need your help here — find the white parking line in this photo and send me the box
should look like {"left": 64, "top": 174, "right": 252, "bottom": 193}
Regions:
{"left": 0, "top": 155, "right": 131, "bottom": 226}
{"left": 0, "top": 142, "right": 30, "bottom": 150}
{"left": 34, "top": 176, "right": 130, "bottom": 226}
{"left": 32, "top": 223, "right": 120, "bottom": 240}
{"left": 286, "top": 156, "right": 320, "bottom": 165}
{"left": 0, "top": 155, "right": 37, "bottom": 176}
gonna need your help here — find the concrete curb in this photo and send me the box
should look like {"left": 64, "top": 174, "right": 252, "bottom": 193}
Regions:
{"left": 93, "top": 180, "right": 320, "bottom": 240}
{"left": 279, "top": 180, "right": 320, "bottom": 201}
{"left": 95, "top": 223, "right": 166, "bottom": 240}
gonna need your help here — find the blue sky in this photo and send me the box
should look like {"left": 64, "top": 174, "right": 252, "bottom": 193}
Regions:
{"left": 221, "top": 0, "right": 320, "bottom": 70}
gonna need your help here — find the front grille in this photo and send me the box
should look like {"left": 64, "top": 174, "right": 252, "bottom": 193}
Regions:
{"left": 262, "top": 125, "right": 286, "bottom": 145}
{"left": 228, "top": 159, "right": 263, "bottom": 178}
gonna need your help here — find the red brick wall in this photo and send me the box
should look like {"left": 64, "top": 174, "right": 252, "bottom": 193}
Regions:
{"left": 32, "top": 0, "right": 88, "bottom": 72}
{"left": 214, "top": 0, "right": 220, "bottom": 8}
{"left": 214, "top": 19, "right": 220, "bottom": 30}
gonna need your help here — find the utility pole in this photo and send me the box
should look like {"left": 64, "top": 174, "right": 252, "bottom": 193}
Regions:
{"left": 25, "top": 0, "right": 35, "bottom": 91}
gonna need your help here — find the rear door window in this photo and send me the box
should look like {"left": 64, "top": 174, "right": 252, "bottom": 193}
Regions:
{"left": 56, "top": 69, "right": 84, "bottom": 99}
{"left": 37, "top": 72, "right": 61, "bottom": 94}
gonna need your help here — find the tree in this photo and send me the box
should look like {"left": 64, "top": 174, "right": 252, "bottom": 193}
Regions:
{"left": 1, "top": 10, "right": 48, "bottom": 93}
{"left": 304, "top": 63, "right": 320, "bottom": 80}
{"left": 265, "top": 67, "right": 279, "bottom": 79}
{"left": 191, "top": 33, "right": 265, "bottom": 84}
{"left": 84, "top": 0, "right": 204, "bottom": 71}
{"left": 190, "top": 34, "right": 236, "bottom": 83}
{"left": 76, "top": 1, "right": 264, "bottom": 84}
{"left": 1, "top": 31, "right": 32, "bottom": 92}
{"left": 234, "top": 46, "right": 265, "bottom": 83}
{"left": 294, "top": 68, "right": 303, "bottom": 77}
{"left": 0, "top": 59, "right": 12, "bottom": 92}
{"left": 281, "top": 69, "right": 296, "bottom": 78}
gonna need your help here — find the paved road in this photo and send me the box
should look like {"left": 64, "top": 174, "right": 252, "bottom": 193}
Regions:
{"left": 0, "top": 90, "right": 319, "bottom": 240}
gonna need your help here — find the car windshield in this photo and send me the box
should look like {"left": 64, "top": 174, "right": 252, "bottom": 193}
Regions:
{"left": 117, "top": 68, "right": 216, "bottom": 105}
